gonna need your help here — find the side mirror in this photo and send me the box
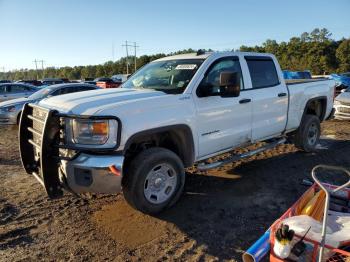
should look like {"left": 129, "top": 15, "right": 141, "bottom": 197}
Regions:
{"left": 219, "top": 71, "right": 240, "bottom": 97}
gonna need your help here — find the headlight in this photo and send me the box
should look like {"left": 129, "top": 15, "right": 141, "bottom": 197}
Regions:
{"left": 334, "top": 100, "right": 341, "bottom": 106}
{"left": 67, "top": 118, "right": 119, "bottom": 148}
{"left": 1, "top": 105, "right": 17, "bottom": 112}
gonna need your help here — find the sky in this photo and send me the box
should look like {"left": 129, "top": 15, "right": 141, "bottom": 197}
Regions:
{"left": 0, "top": 0, "right": 349, "bottom": 71}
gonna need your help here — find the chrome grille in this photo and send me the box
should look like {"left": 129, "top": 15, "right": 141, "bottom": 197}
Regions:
{"left": 32, "top": 120, "right": 44, "bottom": 132}
{"left": 339, "top": 107, "right": 350, "bottom": 114}
{"left": 33, "top": 107, "right": 48, "bottom": 121}
{"left": 339, "top": 101, "right": 350, "bottom": 107}
{"left": 27, "top": 106, "right": 48, "bottom": 149}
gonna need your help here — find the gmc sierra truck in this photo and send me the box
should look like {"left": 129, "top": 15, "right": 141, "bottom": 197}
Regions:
{"left": 19, "top": 51, "right": 335, "bottom": 214}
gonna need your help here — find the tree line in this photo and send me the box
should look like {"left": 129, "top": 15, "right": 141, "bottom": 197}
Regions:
{"left": 240, "top": 28, "right": 350, "bottom": 75}
{"left": 1, "top": 28, "right": 349, "bottom": 81}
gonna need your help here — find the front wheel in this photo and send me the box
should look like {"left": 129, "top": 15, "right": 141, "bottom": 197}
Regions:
{"left": 122, "top": 147, "right": 185, "bottom": 214}
{"left": 293, "top": 114, "right": 321, "bottom": 152}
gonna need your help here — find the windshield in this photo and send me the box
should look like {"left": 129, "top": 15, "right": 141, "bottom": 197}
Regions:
{"left": 28, "top": 87, "right": 53, "bottom": 100}
{"left": 122, "top": 59, "right": 204, "bottom": 94}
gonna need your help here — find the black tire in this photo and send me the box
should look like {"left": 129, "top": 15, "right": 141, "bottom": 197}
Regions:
{"left": 122, "top": 147, "right": 185, "bottom": 214}
{"left": 293, "top": 114, "right": 321, "bottom": 152}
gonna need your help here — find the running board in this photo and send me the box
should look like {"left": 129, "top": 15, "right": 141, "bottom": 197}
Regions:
{"left": 197, "top": 138, "right": 286, "bottom": 171}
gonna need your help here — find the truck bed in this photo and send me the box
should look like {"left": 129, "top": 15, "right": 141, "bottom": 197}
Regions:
{"left": 286, "top": 78, "right": 335, "bottom": 131}
{"left": 286, "top": 78, "right": 329, "bottom": 85}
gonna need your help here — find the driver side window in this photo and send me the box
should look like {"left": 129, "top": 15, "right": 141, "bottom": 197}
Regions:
{"left": 197, "top": 58, "right": 243, "bottom": 97}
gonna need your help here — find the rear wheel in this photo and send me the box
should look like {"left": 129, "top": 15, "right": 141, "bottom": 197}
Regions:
{"left": 122, "top": 147, "right": 185, "bottom": 214}
{"left": 293, "top": 114, "right": 321, "bottom": 152}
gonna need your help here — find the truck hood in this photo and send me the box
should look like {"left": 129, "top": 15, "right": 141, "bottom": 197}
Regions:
{"left": 38, "top": 88, "right": 167, "bottom": 115}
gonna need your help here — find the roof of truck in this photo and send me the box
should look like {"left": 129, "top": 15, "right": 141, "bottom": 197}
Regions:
{"left": 156, "top": 52, "right": 212, "bottom": 61}
{"left": 155, "top": 51, "right": 274, "bottom": 62}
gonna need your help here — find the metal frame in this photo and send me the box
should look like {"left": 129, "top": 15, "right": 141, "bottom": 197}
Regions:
{"left": 311, "top": 165, "right": 350, "bottom": 262}
{"left": 19, "top": 103, "right": 122, "bottom": 199}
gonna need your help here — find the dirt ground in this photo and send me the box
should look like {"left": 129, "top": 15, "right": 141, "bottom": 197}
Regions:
{"left": 0, "top": 120, "right": 349, "bottom": 262}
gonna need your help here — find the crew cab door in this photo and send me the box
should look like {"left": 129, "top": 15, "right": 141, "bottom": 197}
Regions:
{"left": 194, "top": 56, "right": 252, "bottom": 158}
{"left": 244, "top": 56, "right": 288, "bottom": 140}
{"left": 0, "top": 85, "right": 9, "bottom": 102}
{"left": 8, "top": 85, "right": 31, "bottom": 100}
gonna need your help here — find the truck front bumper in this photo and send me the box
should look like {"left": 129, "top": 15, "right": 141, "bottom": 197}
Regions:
{"left": 19, "top": 103, "right": 124, "bottom": 198}
{"left": 60, "top": 153, "right": 124, "bottom": 194}
{"left": 334, "top": 104, "right": 350, "bottom": 120}
{"left": 0, "top": 111, "right": 17, "bottom": 124}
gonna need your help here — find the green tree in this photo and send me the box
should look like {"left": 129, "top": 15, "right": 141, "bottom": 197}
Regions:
{"left": 336, "top": 39, "right": 350, "bottom": 72}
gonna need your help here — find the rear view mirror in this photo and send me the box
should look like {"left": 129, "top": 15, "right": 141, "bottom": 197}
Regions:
{"left": 219, "top": 71, "right": 240, "bottom": 97}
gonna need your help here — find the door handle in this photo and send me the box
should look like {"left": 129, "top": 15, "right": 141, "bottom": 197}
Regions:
{"left": 239, "top": 98, "right": 251, "bottom": 104}
{"left": 278, "top": 92, "right": 287, "bottom": 97}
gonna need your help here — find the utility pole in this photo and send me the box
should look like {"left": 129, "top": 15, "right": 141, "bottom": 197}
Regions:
{"left": 39, "top": 60, "right": 45, "bottom": 79}
{"left": 122, "top": 41, "right": 130, "bottom": 74}
{"left": 133, "top": 42, "right": 138, "bottom": 72}
{"left": 122, "top": 41, "right": 139, "bottom": 74}
{"left": 33, "top": 59, "right": 39, "bottom": 80}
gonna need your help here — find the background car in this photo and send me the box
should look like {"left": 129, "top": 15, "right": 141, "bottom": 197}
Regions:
{"left": 334, "top": 87, "right": 350, "bottom": 120}
{"left": 41, "top": 78, "right": 64, "bottom": 86}
{"left": 0, "top": 83, "right": 100, "bottom": 125}
{"left": 111, "top": 74, "right": 130, "bottom": 83}
{"left": 0, "top": 83, "right": 38, "bottom": 102}
{"left": 16, "top": 79, "right": 43, "bottom": 87}
{"left": 330, "top": 73, "right": 350, "bottom": 96}
{"left": 94, "top": 77, "right": 121, "bottom": 88}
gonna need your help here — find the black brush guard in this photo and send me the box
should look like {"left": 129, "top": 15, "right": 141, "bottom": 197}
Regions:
{"left": 19, "top": 103, "right": 63, "bottom": 198}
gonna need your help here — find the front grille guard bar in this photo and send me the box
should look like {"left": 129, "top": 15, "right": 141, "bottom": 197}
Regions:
{"left": 19, "top": 103, "right": 122, "bottom": 199}
{"left": 19, "top": 103, "right": 62, "bottom": 198}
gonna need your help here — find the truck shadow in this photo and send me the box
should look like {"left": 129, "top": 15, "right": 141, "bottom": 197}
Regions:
{"left": 156, "top": 138, "right": 350, "bottom": 260}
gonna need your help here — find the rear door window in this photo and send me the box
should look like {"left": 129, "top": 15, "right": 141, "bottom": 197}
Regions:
{"left": 0, "top": 85, "right": 7, "bottom": 94}
{"left": 245, "top": 57, "right": 280, "bottom": 88}
{"left": 76, "top": 85, "right": 96, "bottom": 92}
{"left": 9, "top": 85, "right": 27, "bottom": 93}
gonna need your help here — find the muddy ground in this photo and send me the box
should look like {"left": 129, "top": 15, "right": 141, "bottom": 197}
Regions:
{"left": 0, "top": 120, "right": 349, "bottom": 262}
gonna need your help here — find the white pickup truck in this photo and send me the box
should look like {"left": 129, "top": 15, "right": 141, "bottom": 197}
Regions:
{"left": 19, "top": 51, "right": 335, "bottom": 214}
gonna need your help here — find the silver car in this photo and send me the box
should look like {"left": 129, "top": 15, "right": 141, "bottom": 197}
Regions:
{"left": 0, "top": 83, "right": 99, "bottom": 124}
{"left": 334, "top": 88, "right": 350, "bottom": 120}
{"left": 0, "top": 83, "right": 38, "bottom": 102}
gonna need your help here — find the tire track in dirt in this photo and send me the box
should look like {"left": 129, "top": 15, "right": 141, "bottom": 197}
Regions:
{"left": 0, "top": 120, "right": 349, "bottom": 261}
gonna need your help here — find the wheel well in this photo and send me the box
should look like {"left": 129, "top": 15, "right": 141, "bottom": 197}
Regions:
{"left": 124, "top": 126, "right": 195, "bottom": 168}
{"left": 304, "top": 98, "right": 326, "bottom": 121}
